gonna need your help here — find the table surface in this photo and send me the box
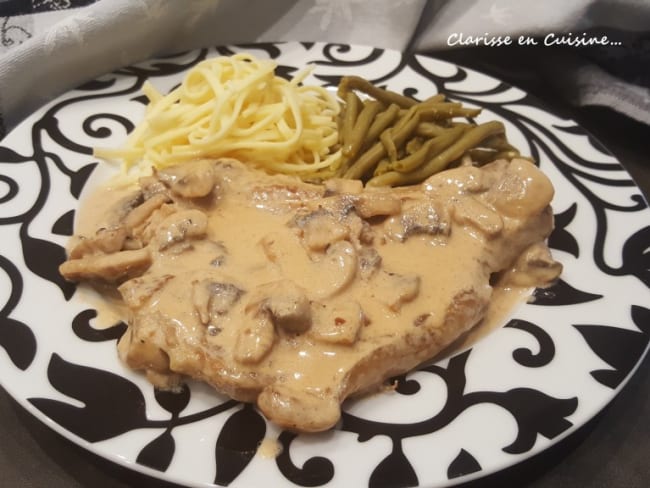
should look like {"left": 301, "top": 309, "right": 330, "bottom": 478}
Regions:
{"left": 1, "top": 46, "right": 649, "bottom": 488}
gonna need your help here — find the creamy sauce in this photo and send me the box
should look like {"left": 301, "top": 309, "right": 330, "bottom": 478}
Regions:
{"left": 256, "top": 437, "right": 283, "bottom": 459}
{"left": 64, "top": 158, "right": 560, "bottom": 432}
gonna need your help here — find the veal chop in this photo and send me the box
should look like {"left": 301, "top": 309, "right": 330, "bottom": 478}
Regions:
{"left": 60, "top": 158, "right": 561, "bottom": 432}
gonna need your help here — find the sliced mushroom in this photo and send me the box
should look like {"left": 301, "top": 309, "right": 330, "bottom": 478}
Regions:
{"left": 451, "top": 196, "right": 503, "bottom": 237}
{"left": 384, "top": 201, "right": 450, "bottom": 242}
{"left": 138, "top": 175, "right": 169, "bottom": 201}
{"left": 295, "top": 210, "right": 349, "bottom": 252}
{"left": 192, "top": 279, "right": 245, "bottom": 325}
{"left": 260, "top": 234, "right": 358, "bottom": 298}
{"left": 155, "top": 209, "right": 208, "bottom": 251}
{"left": 157, "top": 159, "right": 217, "bottom": 198}
{"left": 59, "top": 247, "right": 151, "bottom": 282}
{"left": 484, "top": 159, "right": 554, "bottom": 219}
{"left": 253, "top": 281, "right": 311, "bottom": 334}
{"left": 358, "top": 247, "right": 382, "bottom": 280}
{"left": 123, "top": 193, "right": 170, "bottom": 230}
{"left": 313, "top": 240, "right": 358, "bottom": 298}
{"left": 68, "top": 226, "right": 128, "bottom": 259}
{"left": 234, "top": 311, "right": 275, "bottom": 364}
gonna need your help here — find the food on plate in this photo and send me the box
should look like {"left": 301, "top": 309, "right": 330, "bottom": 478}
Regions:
{"left": 94, "top": 53, "right": 523, "bottom": 186}
{"left": 334, "top": 76, "right": 523, "bottom": 185}
{"left": 60, "top": 157, "right": 561, "bottom": 432}
{"left": 94, "top": 53, "right": 341, "bottom": 179}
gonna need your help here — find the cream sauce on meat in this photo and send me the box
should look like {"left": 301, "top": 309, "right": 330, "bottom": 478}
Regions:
{"left": 63, "top": 158, "right": 561, "bottom": 432}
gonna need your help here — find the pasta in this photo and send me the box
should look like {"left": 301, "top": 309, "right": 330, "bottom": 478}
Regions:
{"left": 95, "top": 53, "right": 342, "bottom": 179}
{"left": 95, "top": 53, "right": 525, "bottom": 188}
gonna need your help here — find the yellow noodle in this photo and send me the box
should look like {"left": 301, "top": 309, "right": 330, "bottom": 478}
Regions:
{"left": 96, "top": 53, "right": 341, "bottom": 178}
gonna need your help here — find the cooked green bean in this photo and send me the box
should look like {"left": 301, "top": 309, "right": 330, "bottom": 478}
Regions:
{"left": 338, "top": 76, "right": 417, "bottom": 109}
{"left": 344, "top": 110, "right": 421, "bottom": 180}
{"left": 373, "top": 158, "right": 391, "bottom": 176}
{"left": 342, "top": 140, "right": 386, "bottom": 180}
{"left": 333, "top": 74, "right": 523, "bottom": 187}
{"left": 341, "top": 91, "right": 363, "bottom": 155}
{"left": 391, "top": 125, "right": 466, "bottom": 173}
{"left": 380, "top": 128, "right": 398, "bottom": 161}
{"left": 466, "top": 148, "right": 500, "bottom": 164}
{"left": 343, "top": 100, "right": 384, "bottom": 159}
{"left": 422, "top": 94, "right": 447, "bottom": 104}
{"left": 416, "top": 122, "right": 448, "bottom": 138}
{"left": 417, "top": 105, "right": 482, "bottom": 120}
{"left": 405, "top": 137, "right": 424, "bottom": 155}
{"left": 364, "top": 103, "right": 400, "bottom": 146}
{"left": 367, "top": 121, "right": 505, "bottom": 186}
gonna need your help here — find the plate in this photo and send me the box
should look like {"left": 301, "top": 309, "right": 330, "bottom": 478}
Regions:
{"left": 0, "top": 42, "right": 649, "bottom": 488}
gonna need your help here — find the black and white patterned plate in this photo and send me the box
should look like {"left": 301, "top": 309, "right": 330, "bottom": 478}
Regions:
{"left": 0, "top": 42, "right": 648, "bottom": 488}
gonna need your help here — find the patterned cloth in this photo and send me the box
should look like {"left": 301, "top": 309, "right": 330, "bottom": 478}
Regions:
{"left": 0, "top": 0, "right": 648, "bottom": 138}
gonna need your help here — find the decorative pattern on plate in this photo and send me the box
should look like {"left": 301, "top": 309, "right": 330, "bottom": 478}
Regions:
{"left": 0, "top": 42, "right": 648, "bottom": 488}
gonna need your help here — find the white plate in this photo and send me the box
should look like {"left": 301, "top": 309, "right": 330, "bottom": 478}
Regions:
{"left": 0, "top": 42, "right": 649, "bottom": 488}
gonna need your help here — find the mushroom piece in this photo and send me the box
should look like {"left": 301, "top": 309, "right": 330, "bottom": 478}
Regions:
{"left": 192, "top": 279, "right": 245, "bottom": 325}
{"left": 59, "top": 247, "right": 152, "bottom": 283}
{"left": 384, "top": 201, "right": 450, "bottom": 242}
{"left": 234, "top": 311, "right": 275, "bottom": 364}
{"left": 253, "top": 281, "right": 311, "bottom": 334}
{"left": 156, "top": 159, "right": 218, "bottom": 198}
{"left": 296, "top": 210, "right": 349, "bottom": 252}
{"left": 451, "top": 196, "right": 503, "bottom": 237}
{"left": 260, "top": 235, "right": 358, "bottom": 298}
{"left": 358, "top": 247, "right": 382, "bottom": 280}
{"left": 68, "top": 226, "right": 128, "bottom": 259}
{"left": 313, "top": 240, "right": 358, "bottom": 298}
{"left": 155, "top": 209, "right": 208, "bottom": 251}
{"left": 123, "top": 193, "right": 170, "bottom": 231}
{"left": 484, "top": 159, "right": 554, "bottom": 219}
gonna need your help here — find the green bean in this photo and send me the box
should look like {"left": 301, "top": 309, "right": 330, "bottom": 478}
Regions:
{"left": 344, "top": 109, "right": 421, "bottom": 180}
{"left": 391, "top": 126, "right": 466, "bottom": 173}
{"left": 368, "top": 121, "right": 505, "bottom": 186}
{"left": 416, "top": 123, "right": 446, "bottom": 138}
{"left": 366, "top": 171, "right": 407, "bottom": 187}
{"left": 364, "top": 103, "right": 400, "bottom": 146}
{"left": 380, "top": 128, "right": 398, "bottom": 161}
{"left": 466, "top": 148, "right": 500, "bottom": 164}
{"left": 417, "top": 105, "right": 482, "bottom": 120}
{"left": 342, "top": 140, "right": 386, "bottom": 180}
{"left": 373, "top": 158, "right": 391, "bottom": 176}
{"left": 338, "top": 76, "right": 417, "bottom": 108}
{"left": 405, "top": 137, "right": 424, "bottom": 155}
{"left": 492, "top": 150, "right": 523, "bottom": 160}
{"left": 341, "top": 91, "right": 362, "bottom": 155}
{"left": 343, "top": 100, "right": 384, "bottom": 159}
{"left": 422, "top": 94, "right": 446, "bottom": 104}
